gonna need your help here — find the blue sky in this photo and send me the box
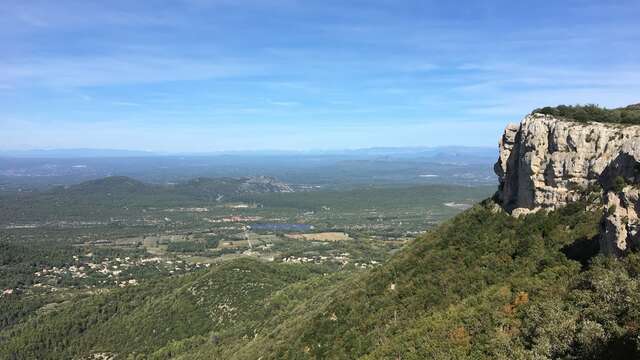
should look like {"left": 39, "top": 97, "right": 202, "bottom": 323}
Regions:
{"left": 2, "top": 0, "right": 639, "bottom": 152}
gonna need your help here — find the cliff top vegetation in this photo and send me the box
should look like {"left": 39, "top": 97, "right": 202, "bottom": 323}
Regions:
{"left": 533, "top": 104, "right": 640, "bottom": 125}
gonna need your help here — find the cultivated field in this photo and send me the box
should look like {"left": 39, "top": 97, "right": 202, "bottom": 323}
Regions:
{"left": 285, "top": 232, "right": 351, "bottom": 241}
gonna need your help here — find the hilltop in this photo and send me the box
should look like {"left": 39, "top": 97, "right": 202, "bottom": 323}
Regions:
{"left": 0, "top": 175, "right": 294, "bottom": 223}
{"left": 51, "top": 175, "right": 292, "bottom": 198}
{"left": 52, "top": 176, "right": 158, "bottom": 196}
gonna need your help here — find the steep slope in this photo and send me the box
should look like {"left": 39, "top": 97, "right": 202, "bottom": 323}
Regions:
{"left": 495, "top": 113, "right": 640, "bottom": 216}
{"left": 494, "top": 111, "right": 640, "bottom": 255}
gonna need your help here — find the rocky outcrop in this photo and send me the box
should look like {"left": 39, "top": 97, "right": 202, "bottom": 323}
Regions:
{"left": 494, "top": 113, "right": 640, "bottom": 255}
{"left": 600, "top": 188, "right": 640, "bottom": 255}
{"left": 495, "top": 113, "right": 640, "bottom": 216}
{"left": 599, "top": 142, "right": 640, "bottom": 255}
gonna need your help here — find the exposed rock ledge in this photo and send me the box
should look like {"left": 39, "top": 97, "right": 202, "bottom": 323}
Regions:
{"left": 495, "top": 113, "right": 640, "bottom": 216}
{"left": 494, "top": 113, "right": 640, "bottom": 254}
{"left": 599, "top": 142, "right": 640, "bottom": 255}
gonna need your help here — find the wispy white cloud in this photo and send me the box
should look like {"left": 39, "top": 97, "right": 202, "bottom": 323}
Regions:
{"left": 447, "top": 61, "right": 640, "bottom": 118}
{"left": 1, "top": 0, "right": 639, "bottom": 150}
{"left": 0, "top": 55, "right": 266, "bottom": 88}
{"left": 112, "top": 101, "right": 142, "bottom": 107}
{"left": 268, "top": 100, "right": 300, "bottom": 107}
{"left": 1, "top": 1, "right": 180, "bottom": 29}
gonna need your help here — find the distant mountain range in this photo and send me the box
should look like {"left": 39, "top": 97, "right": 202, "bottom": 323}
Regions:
{"left": 0, "top": 148, "right": 497, "bottom": 191}
{"left": 0, "top": 146, "right": 495, "bottom": 159}
{"left": 0, "top": 148, "right": 157, "bottom": 158}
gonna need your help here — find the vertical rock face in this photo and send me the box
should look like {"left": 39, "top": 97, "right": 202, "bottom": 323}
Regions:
{"left": 494, "top": 113, "right": 640, "bottom": 216}
{"left": 599, "top": 142, "right": 640, "bottom": 255}
{"left": 600, "top": 189, "right": 640, "bottom": 255}
{"left": 494, "top": 113, "right": 640, "bottom": 255}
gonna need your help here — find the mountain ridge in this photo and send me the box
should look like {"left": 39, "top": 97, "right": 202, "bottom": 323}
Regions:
{"left": 0, "top": 146, "right": 496, "bottom": 159}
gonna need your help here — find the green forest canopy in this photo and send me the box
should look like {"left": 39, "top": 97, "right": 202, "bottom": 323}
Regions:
{"left": 532, "top": 103, "right": 640, "bottom": 124}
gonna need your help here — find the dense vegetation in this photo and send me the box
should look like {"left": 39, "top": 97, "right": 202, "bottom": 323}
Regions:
{"left": 3, "top": 198, "right": 639, "bottom": 359}
{"left": 533, "top": 103, "right": 640, "bottom": 124}
{"left": 0, "top": 239, "right": 82, "bottom": 289}
{"left": 0, "top": 259, "right": 336, "bottom": 359}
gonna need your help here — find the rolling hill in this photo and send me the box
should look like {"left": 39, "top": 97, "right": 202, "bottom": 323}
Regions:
{"left": 0, "top": 176, "right": 294, "bottom": 222}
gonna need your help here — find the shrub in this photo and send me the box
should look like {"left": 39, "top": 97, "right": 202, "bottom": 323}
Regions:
{"left": 532, "top": 104, "right": 640, "bottom": 125}
{"left": 613, "top": 176, "right": 627, "bottom": 193}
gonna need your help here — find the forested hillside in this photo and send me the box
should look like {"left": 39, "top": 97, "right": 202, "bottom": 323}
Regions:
{"left": 3, "top": 198, "right": 639, "bottom": 359}
{"left": 0, "top": 260, "right": 338, "bottom": 359}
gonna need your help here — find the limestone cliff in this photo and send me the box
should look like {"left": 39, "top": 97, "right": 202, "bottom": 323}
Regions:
{"left": 598, "top": 142, "right": 640, "bottom": 255}
{"left": 495, "top": 113, "right": 640, "bottom": 216}
{"left": 494, "top": 112, "right": 640, "bottom": 254}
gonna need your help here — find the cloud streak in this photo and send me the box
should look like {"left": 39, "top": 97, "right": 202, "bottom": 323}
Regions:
{"left": 0, "top": 55, "right": 266, "bottom": 88}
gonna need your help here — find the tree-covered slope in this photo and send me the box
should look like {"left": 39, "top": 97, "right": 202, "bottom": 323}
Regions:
{"left": 0, "top": 259, "right": 333, "bottom": 359}
{"left": 3, "top": 200, "right": 640, "bottom": 359}
{"left": 161, "top": 201, "right": 640, "bottom": 359}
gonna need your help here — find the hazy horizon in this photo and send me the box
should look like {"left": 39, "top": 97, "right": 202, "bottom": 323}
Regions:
{"left": 0, "top": 145, "right": 498, "bottom": 161}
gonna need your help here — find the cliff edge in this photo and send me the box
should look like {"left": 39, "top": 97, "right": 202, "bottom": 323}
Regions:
{"left": 494, "top": 112, "right": 640, "bottom": 254}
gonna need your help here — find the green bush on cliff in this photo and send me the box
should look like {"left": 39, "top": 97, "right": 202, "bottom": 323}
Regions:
{"left": 613, "top": 176, "right": 627, "bottom": 192}
{"left": 533, "top": 104, "right": 640, "bottom": 124}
